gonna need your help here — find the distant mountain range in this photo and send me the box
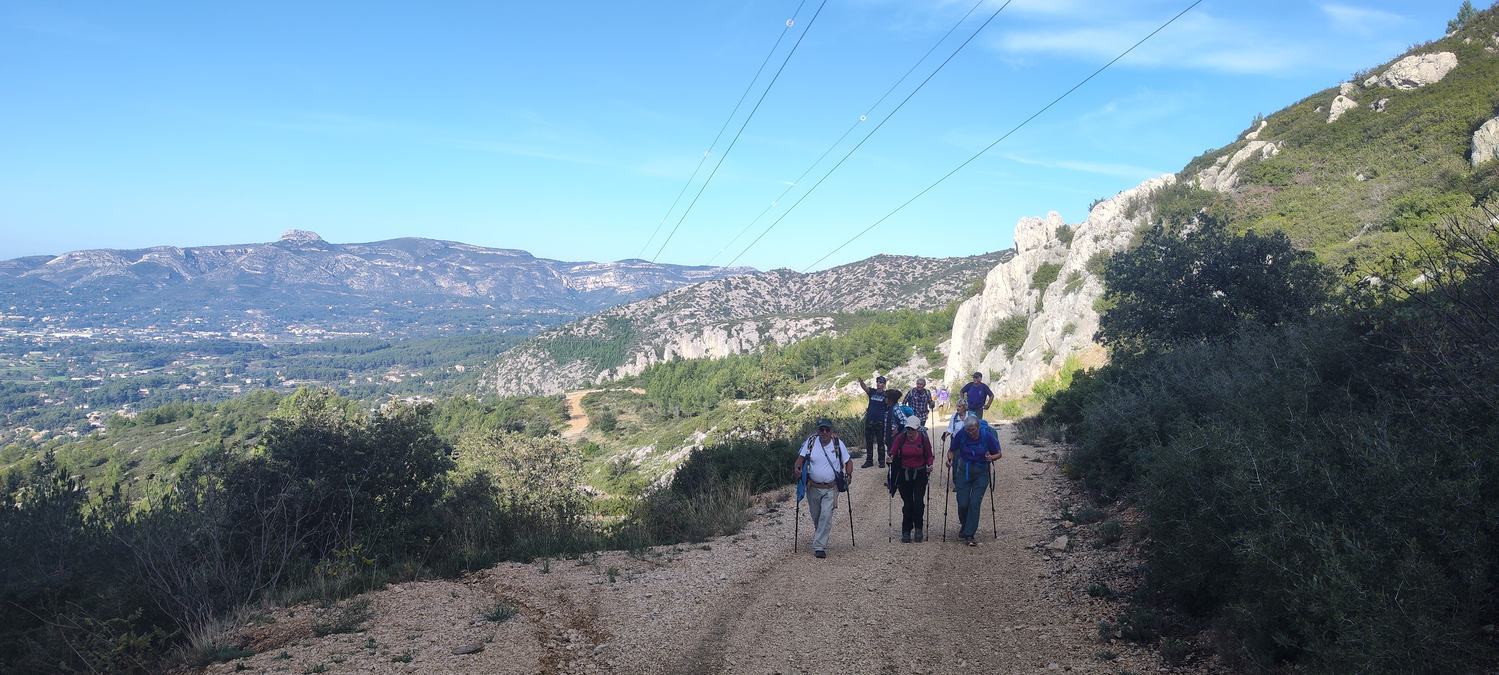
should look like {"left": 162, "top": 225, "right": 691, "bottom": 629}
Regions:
{"left": 0, "top": 230, "right": 752, "bottom": 337}
{"left": 491, "top": 251, "right": 1012, "bottom": 395}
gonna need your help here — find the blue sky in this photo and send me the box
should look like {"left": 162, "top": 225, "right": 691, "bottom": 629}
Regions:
{"left": 0, "top": 1, "right": 1459, "bottom": 270}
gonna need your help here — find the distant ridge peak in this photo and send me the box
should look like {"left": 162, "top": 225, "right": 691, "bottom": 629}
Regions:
{"left": 279, "top": 229, "right": 323, "bottom": 243}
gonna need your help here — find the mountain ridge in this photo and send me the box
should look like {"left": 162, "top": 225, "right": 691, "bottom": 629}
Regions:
{"left": 1, "top": 231, "right": 753, "bottom": 337}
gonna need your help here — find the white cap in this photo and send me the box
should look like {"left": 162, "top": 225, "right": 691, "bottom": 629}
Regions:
{"left": 904, "top": 417, "right": 920, "bottom": 429}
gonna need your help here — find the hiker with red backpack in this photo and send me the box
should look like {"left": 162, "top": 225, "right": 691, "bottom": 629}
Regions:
{"left": 888, "top": 416, "right": 934, "bottom": 543}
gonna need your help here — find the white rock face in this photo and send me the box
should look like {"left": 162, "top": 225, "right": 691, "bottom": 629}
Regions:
{"left": 1370, "top": 52, "right": 1459, "bottom": 90}
{"left": 1243, "top": 119, "right": 1267, "bottom": 140}
{"left": 943, "top": 174, "right": 1177, "bottom": 397}
{"left": 1473, "top": 117, "right": 1499, "bottom": 166}
{"left": 1327, "top": 95, "right": 1359, "bottom": 123}
{"left": 1195, "top": 140, "right": 1280, "bottom": 193}
{"left": 1338, "top": 82, "right": 1358, "bottom": 97}
{"left": 1372, "top": 98, "right": 1391, "bottom": 113}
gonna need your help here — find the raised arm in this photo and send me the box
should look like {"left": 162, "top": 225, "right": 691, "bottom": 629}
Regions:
{"left": 856, "top": 377, "right": 871, "bottom": 394}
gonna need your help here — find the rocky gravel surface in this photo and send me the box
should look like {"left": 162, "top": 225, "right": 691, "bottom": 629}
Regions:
{"left": 204, "top": 423, "right": 1222, "bottom": 674}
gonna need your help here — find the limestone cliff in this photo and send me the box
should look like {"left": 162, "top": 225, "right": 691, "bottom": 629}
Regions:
{"left": 943, "top": 176, "right": 1175, "bottom": 397}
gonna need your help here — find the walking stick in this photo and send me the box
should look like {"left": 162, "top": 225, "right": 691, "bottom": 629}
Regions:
{"left": 988, "top": 462, "right": 998, "bottom": 541}
{"left": 924, "top": 416, "right": 933, "bottom": 542}
{"left": 846, "top": 484, "right": 856, "bottom": 547}
{"left": 794, "top": 495, "right": 801, "bottom": 553}
{"left": 941, "top": 432, "right": 951, "bottom": 543}
{"left": 887, "top": 472, "right": 894, "bottom": 544}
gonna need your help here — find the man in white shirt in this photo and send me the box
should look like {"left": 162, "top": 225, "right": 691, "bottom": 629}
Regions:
{"left": 793, "top": 418, "right": 853, "bottom": 558}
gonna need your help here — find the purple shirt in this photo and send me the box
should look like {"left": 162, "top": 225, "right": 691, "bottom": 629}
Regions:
{"left": 960, "top": 381, "right": 994, "bottom": 411}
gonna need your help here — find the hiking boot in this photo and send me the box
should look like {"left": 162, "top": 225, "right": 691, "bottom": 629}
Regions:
{"left": 814, "top": 550, "right": 827, "bottom": 559}
{"left": 966, "top": 538, "right": 978, "bottom": 547}
{"left": 901, "top": 532, "right": 911, "bottom": 543}
{"left": 878, "top": 460, "right": 886, "bottom": 468}
{"left": 860, "top": 461, "right": 874, "bottom": 468}
{"left": 914, "top": 529, "right": 925, "bottom": 543}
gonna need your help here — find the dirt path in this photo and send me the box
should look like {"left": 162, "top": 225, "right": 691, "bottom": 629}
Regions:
{"left": 562, "top": 388, "right": 644, "bottom": 440}
{"left": 205, "top": 424, "right": 1179, "bottom": 674}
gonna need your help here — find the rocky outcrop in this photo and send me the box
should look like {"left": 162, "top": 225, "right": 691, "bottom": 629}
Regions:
{"left": 1327, "top": 95, "right": 1359, "bottom": 123}
{"left": 1372, "top": 98, "right": 1391, "bottom": 113}
{"left": 493, "top": 252, "right": 1010, "bottom": 395}
{"left": 1243, "top": 119, "right": 1267, "bottom": 140}
{"left": 943, "top": 175, "right": 1175, "bottom": 397}
{"left": 1365, "top": 52, "right": 1459, "bottom": 90}
{"left": 1195, "top": 140, "right": 1281, "bottom": 193}
{"left": 1473, "top": 117, "right": 1499, "bottom": 166}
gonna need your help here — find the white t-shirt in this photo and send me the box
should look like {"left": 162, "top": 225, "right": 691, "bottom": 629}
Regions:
{"left": 799, "top": 436, "right": 851, "bottom": 484}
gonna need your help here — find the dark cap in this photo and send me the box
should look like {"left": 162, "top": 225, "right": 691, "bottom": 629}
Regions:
{"left": 972, "top": 371, "right": 984, "bottom": 378}
{"left": 875, "top": 375, "right": 887, "bottom": 382}
{"left": 815, "top": 417, "right": 833, "bottom": 429}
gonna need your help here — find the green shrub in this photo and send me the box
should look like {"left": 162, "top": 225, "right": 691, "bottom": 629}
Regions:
{"left": 1063, "top": 271, "right": 1084, "bottom": 294}
{"left": 985, "top": 315, "right": 1029, "bottom": 356}
{"left": 1031, "top": 262, "right": 1063, "bottom": 291}
{"left": 484, "top": 602, "right": 518, "bottom": 622}
{"left": 1055, "top": 224, "right": 1075, "bottom": 246}
{"left": 1097, "top": 519, "right": 1124, "bottom": 546}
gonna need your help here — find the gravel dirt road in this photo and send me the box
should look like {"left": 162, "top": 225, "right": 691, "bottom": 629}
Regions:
{"left": 205, "top": 424, "right": 1195, "bottom": 674}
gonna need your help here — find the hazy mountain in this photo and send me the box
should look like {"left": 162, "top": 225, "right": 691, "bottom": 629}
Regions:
{"left": 0, "top": 230, "right": 752, "bottom": 337}
{"left": 491, "top": 251, "right": 1012, "bottom": 395}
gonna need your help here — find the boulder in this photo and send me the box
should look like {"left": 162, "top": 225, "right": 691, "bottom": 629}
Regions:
{"left": 1472, "top": 117, "right": 1499, "bottom": 166}
{"left": 1327, "top": 95, "right": 1359, "bottom": 123}
{"left": 1372, "top": 98, "right": 1390, "bottom": 113}
{"left": 1370, "top": 52, "right": 1459, "bottom": 90}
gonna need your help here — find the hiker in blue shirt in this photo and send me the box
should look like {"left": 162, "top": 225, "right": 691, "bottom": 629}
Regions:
{"left": 947, "top": 412, "right": 1002, "bottom": 546}
{"left": 959, "top": 372, "right": 995, "bottom": 419}
{"left": 857, "top": 376, "right": 892, "bottom": 468}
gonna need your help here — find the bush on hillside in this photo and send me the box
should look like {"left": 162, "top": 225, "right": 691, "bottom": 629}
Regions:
{"left": 985, "top": 315, "right": 1029, "bottom": 357}
{"left": 1031, "top": 262, "right": 1063, "bottom": 291}
{"left": 1040, "top": 213, "right": 1499, "bottom": 671}
{"left": 1098, "top": 219, "right": 1333, "bottom": 356}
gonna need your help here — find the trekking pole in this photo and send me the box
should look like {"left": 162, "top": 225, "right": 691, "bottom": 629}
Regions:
{"left": 887, "top": 474, "right": 893, "bottom": 544}
{"left": 941, "top": 446, "right": 951, "bottom": 542}
{"left": 794, "top": 494, "right": 802, "bottom": 553}
{"left": 846, "top": 480, "right": 857, "bottom": 548}
{"left": 988, "top": 462, "right": 998, "bottom": 541}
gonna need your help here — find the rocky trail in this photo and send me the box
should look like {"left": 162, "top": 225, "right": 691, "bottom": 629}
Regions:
{"left": 204, "top": 424, "right": 1199, "bottom": 674}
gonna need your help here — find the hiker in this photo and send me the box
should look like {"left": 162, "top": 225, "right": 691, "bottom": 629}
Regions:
{"left": 886, "top": 388, "right": 919, "bottom": 441}
{"left": 935, "top": 385, "right": 950, "bottom": 411}
{"left": 960, "top": 372, "right": 995, "bottom": 420}
{"left": 793, "top": 418, "right": 853, "bottom": 558}
{"left": 941, "top": 399, "right": 972, "bottom": 448}
{"left": 905, "top": 377, "right": 935, "bottom": 428}
{"left": 856, "top": 376, "right": 892, "bottom": 468}
{"left": 890, "top": 417, "right": 934, "bottom": 542}
{"left": 947, "top": 412, "right": 1001, "bottom": 546}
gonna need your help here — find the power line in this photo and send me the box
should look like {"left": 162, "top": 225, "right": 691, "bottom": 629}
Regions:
{"left": 722, "top": 0, "right": 1016, "bottom": 269}
{"left": 636, "top": 0, "right": 810, "bottom": 259}
{"left": 800, "top": 0, "right": 1204, "bottom": 272}
{"left": 706, "top": 0, "right": 988, "bottom": 266}
{"left": 650, "top": 0, "right": 832, "bottom": 263}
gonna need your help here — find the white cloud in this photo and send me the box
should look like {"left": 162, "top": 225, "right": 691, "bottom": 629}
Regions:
{"left": 1001, "top": 152, "right": 1164, "bottom": 180}
{"left": 993, "top": 11, "right": 1315, "bottom": 75}
{"left": 1320, "top": 4, "right": 1403, "bottom": 36}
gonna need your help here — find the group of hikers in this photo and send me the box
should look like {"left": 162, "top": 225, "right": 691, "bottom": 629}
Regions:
{"left": 791, "top": 372, "right": 1001, "bottom": 558}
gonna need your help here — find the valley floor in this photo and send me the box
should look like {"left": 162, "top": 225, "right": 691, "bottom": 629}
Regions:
{"left": 203, "top": 425, "right": 1205, "bottom": 674}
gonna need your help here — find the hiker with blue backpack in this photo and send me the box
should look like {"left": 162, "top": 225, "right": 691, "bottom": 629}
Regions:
{"left": 947, "top": 412, "right": 1002, "bottom": 546}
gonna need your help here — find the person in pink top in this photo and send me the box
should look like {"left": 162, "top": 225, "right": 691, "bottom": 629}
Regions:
{"left": 889, "top": 417, "right": 934, "bottom": 543}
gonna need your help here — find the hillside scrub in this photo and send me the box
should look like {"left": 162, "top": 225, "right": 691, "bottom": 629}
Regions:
{"left": 985, "top": 315, "right": 1029, "bottom": 357}
{"left": 1038, "top": 213, "right": 1499, "bottom": 671}
{"left": 0, "top": 386, "right": 845, "bottom": 671}
{"left": 638, "top": 308, "right": 954, "bottom": 417}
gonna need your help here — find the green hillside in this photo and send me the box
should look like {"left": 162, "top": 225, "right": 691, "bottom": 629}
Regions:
{"left": 1141, "top": 7, "right": 1499, "bottom": 266}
